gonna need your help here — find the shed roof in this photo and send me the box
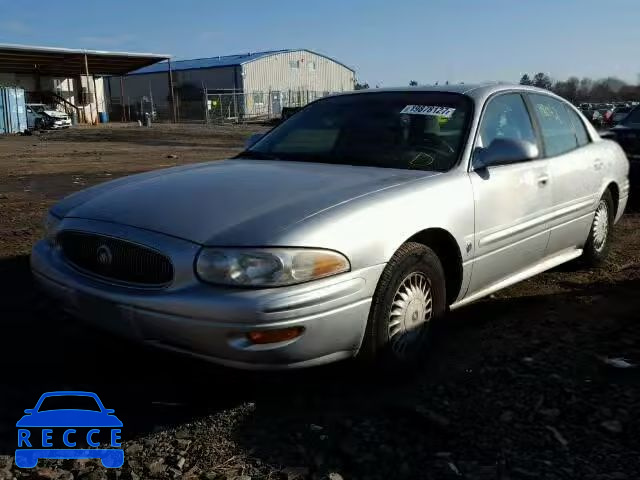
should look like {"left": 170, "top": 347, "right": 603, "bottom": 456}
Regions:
{"left": 0, "top": 43, "right": 169, "bottom": 77}
{"left": 128, "top": 49, "right": 355, "bottom": 75}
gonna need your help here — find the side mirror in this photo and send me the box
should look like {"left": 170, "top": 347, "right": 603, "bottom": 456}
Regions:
{"left": 24, "top": 409, "right": 33, "bottom": 414}
{"left": 104, "top": 409, "right": 115, "bottom": 414}
{"left": 475, "top": 138, "right": 539, "bottom": 169}
{"left": 245, "top": 133, "right": 264, "bottom": 149}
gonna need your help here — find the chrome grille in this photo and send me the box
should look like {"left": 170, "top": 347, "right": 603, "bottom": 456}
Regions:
{"left": 58, "top": 231, "right": 173, "bottom": 287}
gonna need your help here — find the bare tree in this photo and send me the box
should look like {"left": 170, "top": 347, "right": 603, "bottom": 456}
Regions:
{"left": 409, "top": 80, "right": 418, "bottom": 86}
{"left": 553, "top": 76, "right": 579, "bottom": 103}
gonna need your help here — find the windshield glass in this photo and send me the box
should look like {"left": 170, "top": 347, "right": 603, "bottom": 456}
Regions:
{"left": 243, "top": 92, "right": 472, "bottom": 172}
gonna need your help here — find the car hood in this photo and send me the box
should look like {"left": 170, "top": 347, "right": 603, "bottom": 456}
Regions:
{"left": 57, "top": 159, "right": 432, "bottom": 245}
{"left": 44, "top": 110, "right": 68, "bottom": 119}
{"left": 16, "top": 410, "right": 123, "bottom": 427}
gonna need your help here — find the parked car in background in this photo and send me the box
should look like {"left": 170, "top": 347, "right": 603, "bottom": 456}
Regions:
{"left": 26, "top": 104, "right": 72, "bottom": 130}
{"left": 603, "top": 105, "right": 639, "bottom": 207}
{"left": 610, "top": 106, "right": 632, "bottom": 126}
{"left": 604, "top": 105, "right": 640, "bottom": 160}
{"left": 32, "top": 84, "right": 629, "bottom": 370}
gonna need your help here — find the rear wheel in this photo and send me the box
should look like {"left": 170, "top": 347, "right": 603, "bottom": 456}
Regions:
{"left": 582, "top": 190, "right": 614, "bottom": 266}
{"left": 359, "top": 242, "right": 446, "bottom": 368}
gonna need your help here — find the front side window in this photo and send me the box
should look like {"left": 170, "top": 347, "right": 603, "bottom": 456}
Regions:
{"left": 479, "top": 93, "right": 537, "bottom": 148}
{"left": 243, "top": 92, "right": 472, "bottom": 172}
{"left": 529, "top": 94, "right": 579, "bottom": 156}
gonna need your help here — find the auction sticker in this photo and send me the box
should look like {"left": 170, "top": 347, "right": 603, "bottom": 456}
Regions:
{"left": 400, "top": 105, "right": 456, "bottom": 118}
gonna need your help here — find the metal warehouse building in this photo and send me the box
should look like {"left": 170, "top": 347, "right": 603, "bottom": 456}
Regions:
{"left": 105, "top": 49, "right": 355, "bottom": 122}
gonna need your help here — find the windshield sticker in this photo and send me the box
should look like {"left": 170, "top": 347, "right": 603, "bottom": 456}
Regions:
{"left": 400, "top": 105, "right": 456, "bottom": 118}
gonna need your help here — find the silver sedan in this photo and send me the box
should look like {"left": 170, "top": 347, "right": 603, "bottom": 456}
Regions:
{"left": 32, "top": 84, "right": 630, "bottom": 369}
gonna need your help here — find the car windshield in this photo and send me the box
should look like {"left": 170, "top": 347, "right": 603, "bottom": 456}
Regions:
{"left": 242, "top": 92, "right": 472, "bottom": 172}
{"left": 38, "top": 395, "right": 101, "bottom": 412}
{"left": 621, "top": 107, "right": 640, "bottom": 126}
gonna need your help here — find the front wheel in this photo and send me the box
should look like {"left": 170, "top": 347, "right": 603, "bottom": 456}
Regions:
{"left": 359, "top": 242, "right": 446, "bottom": 368}
{"left": 582, "top": 190, "right": 614, "bottom": 266}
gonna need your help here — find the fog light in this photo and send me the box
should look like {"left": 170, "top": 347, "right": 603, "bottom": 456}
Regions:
{"left": 247, "top": 327, "right": 304, "bottom": 344}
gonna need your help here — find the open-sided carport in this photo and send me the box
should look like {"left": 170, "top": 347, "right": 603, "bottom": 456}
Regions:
{"left": 0, "top": 43, "right": 173, "bottom": 123}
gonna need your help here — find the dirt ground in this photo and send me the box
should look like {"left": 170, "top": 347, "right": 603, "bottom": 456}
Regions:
{"left": 0, "top": 125, "right": 638, "bottom": 480}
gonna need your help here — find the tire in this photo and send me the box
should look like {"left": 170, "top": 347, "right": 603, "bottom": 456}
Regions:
{"left": 359, "top": 242, "right": 446, "bottom": 368}
{"left": 582, "top": 189, "right": 614, "bottom": 267}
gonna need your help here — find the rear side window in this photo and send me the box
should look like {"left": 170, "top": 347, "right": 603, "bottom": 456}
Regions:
{"left": 564, "top": 105, "right": 590, "bottom": 147}
{"left": 529, "top": 94, "right": 579, "bottom": 156}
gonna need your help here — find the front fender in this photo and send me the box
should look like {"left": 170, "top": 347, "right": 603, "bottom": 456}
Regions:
{"left": 276, "top": 171, "right": 475, "bottom": 275}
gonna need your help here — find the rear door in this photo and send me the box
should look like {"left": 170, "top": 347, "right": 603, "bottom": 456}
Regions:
{"left": 527, "top": 93, "right": 600, "bottom": 254}
{"left": 467, "top": 92, "right": 552, "bottom": 296}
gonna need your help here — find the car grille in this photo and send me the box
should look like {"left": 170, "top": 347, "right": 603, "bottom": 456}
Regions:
{"left": 58, "top": 231, "right": 173, "bottom": 287}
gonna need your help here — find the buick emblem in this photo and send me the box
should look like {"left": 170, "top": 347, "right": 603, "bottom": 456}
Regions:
{"left": 96, "top": 245, "right": 113, "bottom": 267}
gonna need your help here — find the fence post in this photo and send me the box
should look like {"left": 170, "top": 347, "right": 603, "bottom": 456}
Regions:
{"left": 233, "top": 88, "right": 239, "bottom": 123}
{"left": 203, "top": 83, "right": 208, "bottom": 125}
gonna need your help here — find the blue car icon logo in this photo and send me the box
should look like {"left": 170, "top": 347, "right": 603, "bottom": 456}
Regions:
{"left": 15, "top": 391, "right": 123, "bottom": 468}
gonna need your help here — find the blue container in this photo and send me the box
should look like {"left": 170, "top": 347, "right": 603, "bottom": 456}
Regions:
{"left": 0, "top": 87, "right": 27, "bottom": 134}
{"left": 0, "top": 92, "right": 5, "bottom": 134}
{"left": 98, "top": 111, "right": 109, "bottom": 123}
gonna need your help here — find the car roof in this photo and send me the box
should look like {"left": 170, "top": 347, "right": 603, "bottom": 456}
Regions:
{"left": 333, "top": 83, "right": 561, "bottom": 104}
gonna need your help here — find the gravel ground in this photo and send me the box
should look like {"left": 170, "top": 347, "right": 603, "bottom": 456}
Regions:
{"left": 0, "top": 125, "right": 638, "bottom": 480}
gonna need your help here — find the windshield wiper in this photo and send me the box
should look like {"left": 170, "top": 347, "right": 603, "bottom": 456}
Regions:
{"left": 235, "top": 150, "right": 280, "bottom": 160}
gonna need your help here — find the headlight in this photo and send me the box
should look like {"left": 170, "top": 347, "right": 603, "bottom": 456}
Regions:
{"left": 44, "top": 212, "right": 61, "bottom": 245}
{"left": 195, "top": 248, "right": 350, "bottom": 287}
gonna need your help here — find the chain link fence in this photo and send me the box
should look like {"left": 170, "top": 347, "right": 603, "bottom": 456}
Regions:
{"left": 108, "top": 88, "right": 336, "bottom": 124}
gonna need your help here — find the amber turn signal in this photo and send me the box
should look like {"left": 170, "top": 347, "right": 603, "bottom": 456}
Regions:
{"left": 247, "top": 327, "right": 304, "bottom": 344}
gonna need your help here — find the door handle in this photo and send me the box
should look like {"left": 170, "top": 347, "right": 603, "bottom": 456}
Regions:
{"left": 593, "top": 159, "right": 604, "bottom": 170}
{"left": 537, "top": 175, "right": 549, "bottom": 186}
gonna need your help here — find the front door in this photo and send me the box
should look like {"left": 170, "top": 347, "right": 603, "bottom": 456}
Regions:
{"left": 467, "top": 92, "right": 552, "bottom": 297}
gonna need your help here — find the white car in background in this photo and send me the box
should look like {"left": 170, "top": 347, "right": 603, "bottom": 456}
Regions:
{"left": 26, "top": 104, "right": 72, "bottom": 130}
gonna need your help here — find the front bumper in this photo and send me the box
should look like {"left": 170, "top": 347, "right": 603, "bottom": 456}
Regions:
{"left": 31, "top": 220, "right": 383, "bottom": 370}
{"left": 50, "top": 119, "right": 71, "bottom": 129}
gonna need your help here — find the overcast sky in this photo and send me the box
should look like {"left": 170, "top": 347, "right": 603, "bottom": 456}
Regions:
{"left": 0, "top": 0, "right": 637, "bottom": 86}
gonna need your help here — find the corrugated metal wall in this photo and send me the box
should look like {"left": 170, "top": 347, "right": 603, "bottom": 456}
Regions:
{"left": 242, "top": 50, "right": 354, "bottom": 95}
{"left": 0, "top": 86, "right": 27, "bottom": 134}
